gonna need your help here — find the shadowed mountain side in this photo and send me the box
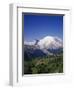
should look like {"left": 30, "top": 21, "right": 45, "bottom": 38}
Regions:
{"left": 24, "top": 45, "right": 46, "bottom": 61}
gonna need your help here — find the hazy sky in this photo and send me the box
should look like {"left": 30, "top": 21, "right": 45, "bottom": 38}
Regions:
{"left": 23, "top": 14, "right": 63, "bottom": 42}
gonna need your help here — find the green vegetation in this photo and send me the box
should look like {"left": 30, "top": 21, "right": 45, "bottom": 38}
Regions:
{"left": 24, "top": 54, "right": 63, "bottom": 74}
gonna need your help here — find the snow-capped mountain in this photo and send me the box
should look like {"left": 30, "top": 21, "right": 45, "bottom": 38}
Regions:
{"left": 24, "top": 36, "right": 63, "bottom": 49}
{"left": 38, "top": 36, "right": 63, "bottom": 49}
{"left": 24, "top": 36, "right": 63, "bottom": 59}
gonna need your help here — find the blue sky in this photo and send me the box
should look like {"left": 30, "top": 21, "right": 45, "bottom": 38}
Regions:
{"left": 23, "top": 14, "right": 63, "bottom": 42}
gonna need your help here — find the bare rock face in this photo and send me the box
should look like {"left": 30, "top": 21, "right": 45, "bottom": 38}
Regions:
{"left": 34, "top": 39, "right": 39, "bottom": 45}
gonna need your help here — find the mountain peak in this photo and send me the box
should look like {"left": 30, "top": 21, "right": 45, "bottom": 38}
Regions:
{"left": 38, "top": 36, "right": 63, "bottom": 49}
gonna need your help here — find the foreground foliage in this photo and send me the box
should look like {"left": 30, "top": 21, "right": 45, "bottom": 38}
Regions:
{"left": 24, "top": 54, "right": 63, "bottom": 74}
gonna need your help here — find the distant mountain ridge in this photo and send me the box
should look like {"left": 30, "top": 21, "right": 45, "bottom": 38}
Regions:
{"left": 24, "top": 36, "right": 63, "bottom": 49}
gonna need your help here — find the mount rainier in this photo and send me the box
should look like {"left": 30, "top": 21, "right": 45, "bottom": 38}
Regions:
{"left": 24, "top": 36, "right": 63, "bottom": 59}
